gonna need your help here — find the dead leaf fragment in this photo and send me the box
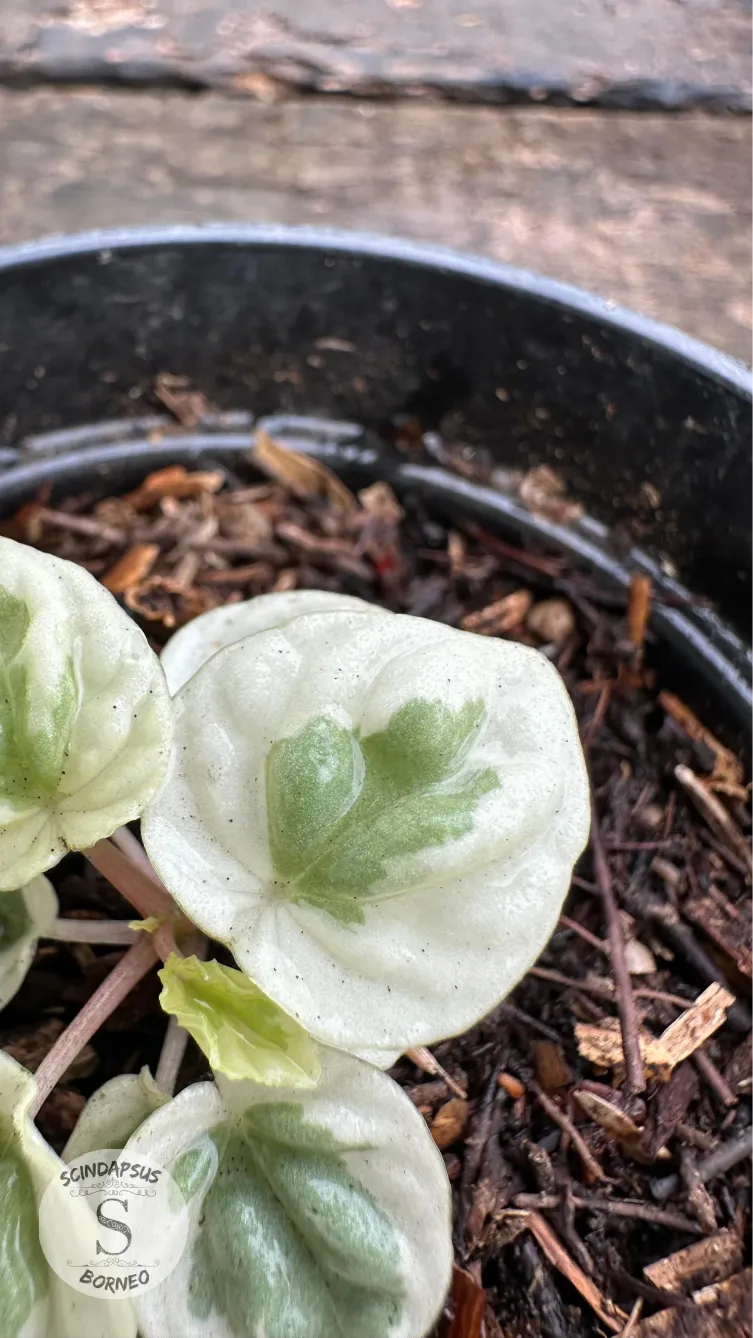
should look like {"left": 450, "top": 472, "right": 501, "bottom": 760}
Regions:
{"left": 431, "top": 1098, "right": 470, "bottom": 1149}
{"left": 574, "top": 1088, "right": 645, "bottom": 1142}
{"left": 251, "top": 427, "right": 358, "bottom": 513}
{"left": 125, "top": 465, "right": 224, "bottom": 511}
{"left": 460, "top": 589, "right": 532, "bottom": 635}
{"left": 101, "top": 543, "right": 160, "bottom": 593}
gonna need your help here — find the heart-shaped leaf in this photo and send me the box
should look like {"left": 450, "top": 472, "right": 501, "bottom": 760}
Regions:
{"left": 0, "top": 539, "right": 173, "bottom": 889}
{"left": 128, "top": 1046, "right": 452, "bottom": 1338}
{"left": 144, "top": 610, "right": 589, "bottom": 1054}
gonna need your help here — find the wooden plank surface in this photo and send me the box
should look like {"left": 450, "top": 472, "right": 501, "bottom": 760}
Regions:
{"left": 0, "top": 90, "right": 749, "bottom": 360}
{"left": 0, "top": 0, "right": 749, "bottom": 109}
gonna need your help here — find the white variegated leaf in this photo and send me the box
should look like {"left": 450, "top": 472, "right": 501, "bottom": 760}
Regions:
{"left": 128, "top": 1047, "right": 452, "bottom": 1338}
{"left": 0, "top": 877, "right": 58, "bottom": 1010}
{"left": 63, "top": 1067, "right": 169, "bottom": 1162}
{"left": 144, "top": 610, "right": 589, "bottom": 1053}
{"left": 0, "top": 539, "right": 173, "bottom": 890}
{"left": 160, "top": 589, "right": 381, "bottom": 693}
{"left": 0, "top": 1052, "right": 136, "bottom": 1338}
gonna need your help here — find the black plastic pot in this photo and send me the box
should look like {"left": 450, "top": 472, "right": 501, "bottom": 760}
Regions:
{"left": 0, "top": 226, "right": 750, "bottom": 734}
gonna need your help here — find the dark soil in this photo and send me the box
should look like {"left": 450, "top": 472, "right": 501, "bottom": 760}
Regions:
{"left": 1, "top": 438, "right": 750, "bottom": 1338}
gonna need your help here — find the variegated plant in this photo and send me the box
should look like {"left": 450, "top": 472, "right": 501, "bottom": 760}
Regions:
{"left": 144, "top": 597, "right": 589, "bottom": 1055}
{"left": 0, "top": 538, "right": 172, "bottom": 889}
{"left": 126, "top": 1046, "right": 452, "bottom": 1338}
{"left": 0, "top": 538, "right": 591, "bottom": 1338}
{"left": 0, "top": 1051, "right": 137, "bottom": 1338}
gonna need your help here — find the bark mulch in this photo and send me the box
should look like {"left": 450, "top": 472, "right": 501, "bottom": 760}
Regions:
{"left": 1, "top": 427, "right": 750, "bottom": 1338}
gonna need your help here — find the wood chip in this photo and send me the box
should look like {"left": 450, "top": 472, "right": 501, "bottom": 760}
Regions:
{"left": 439, "top": 1265, "right": 487, "bottom": 1338}
{"left": 125, "top": 466, "right": 224, "bottom": 510}
{"left": 644, "top": 1230, "right": 744, "bottom": 1296}
{"left": 533, "top": 1040, "right": 572, "bottom": 1093}
{"left": 518, "top": 465, "right": 584, "bottom": 525}
{"left": 633, "top": 1269, "right": 751, "bottom": 1338}
{"left": 575, "top": 1017, "right": 672, "bottom": 1083}
{"left": 526, "top": 1211, "right": 627, "bottom": 1333}
{"left": 627, "top": 573, "right": 652, "bottom": 653}
{"left": 659, "top": 983, "right": 737, "bottom": 1068}
{"left": 101, "top": 543, "right": 160, "bottom": 593}
{"left": 431, "top": 1098, "right": 470, "bottom": 1150}
{"left": 575, "top": 984, "right": 736, "bottom": 1082}
{"left": 660, "top": 691, "right": 746, "bottom": 795}
{"left": 498, "top": 1072, "right": 525, "bottom": 1100}
{"left": 674, "top": 765, "right": 752, "bottom": 873}
{"left": 460, "top": 589, "right": 532, "bottom": 634}
{"left": 251, "top": 427, "right": 358, "bottom": 513}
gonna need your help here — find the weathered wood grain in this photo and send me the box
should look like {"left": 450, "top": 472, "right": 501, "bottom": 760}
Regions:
{"left": 0, "top": 91, "right": 749, "bottom": 359}
{"left": 0, "top": 0, "right": 749, "bottom": 109}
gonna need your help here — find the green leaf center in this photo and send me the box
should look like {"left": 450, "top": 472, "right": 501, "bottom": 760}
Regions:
{"left": 266, "top": 697, "right": 499, "bottom": 922}
{"left": 176, "top": 1103, "right": 404, "bottom": 1338}
{"left": 0, "top": 586, "right": 78, "bottom": 806}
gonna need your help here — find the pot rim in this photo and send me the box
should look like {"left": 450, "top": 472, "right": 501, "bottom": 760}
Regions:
{"left": 0, "top": 223, "right": 750, "bottom": 394}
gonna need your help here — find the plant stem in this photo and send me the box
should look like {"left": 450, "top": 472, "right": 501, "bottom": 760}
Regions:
{"left": 85, "top": 838, "right": 174, "bottom": 921}
{"left": 155, "top": 1016, "right": 190, "bottom": 1095}
{"left": 111, "top": 824, "right": 158, "bottom": 877}
{"left": 30, "top": 934, "right": 158, "bottom": 1117}
{"left": 45, "top": 918, "right": 139, "bottom": 946}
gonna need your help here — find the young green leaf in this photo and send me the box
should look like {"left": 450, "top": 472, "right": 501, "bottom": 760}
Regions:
{"left": 0, "top": 539, "right": 173, "bottom": 890}
{"left": 0, "top": 1051, "right": 137, "bottom": 1338}
{"left": 160, "top": 589, "right": 381, "bottom": 693}
{"left": 0, "top": 876, "right": 58, "bottom": 1011}
{"left": 158, "top": 954, "right": 322, "bottom": 1086}
{"left": 63, "top": 1067, "right": 169, "bottom": 1162}
{"left": 127, "top": 1046, "right": 452, "bottom": 1338}
{"left": 144, "top": 610, "right": 589, "bottom": 1055}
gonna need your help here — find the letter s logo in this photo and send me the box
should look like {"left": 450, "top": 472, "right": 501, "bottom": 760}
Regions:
{"left": 95, "top": 1198, "right": 132, "bottom": 1256}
